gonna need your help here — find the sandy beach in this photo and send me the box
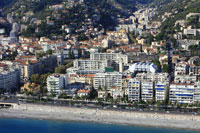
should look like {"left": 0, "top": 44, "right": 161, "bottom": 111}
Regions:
{"left": 0, "top": 103, "right": 200, "bottom": 130}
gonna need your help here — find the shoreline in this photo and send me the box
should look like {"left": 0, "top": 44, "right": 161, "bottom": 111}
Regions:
{"left": 0, "top": 104, "right": 200, "bottom": 131}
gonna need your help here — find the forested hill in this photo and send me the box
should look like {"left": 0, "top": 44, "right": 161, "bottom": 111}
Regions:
{"left": 152, "top": 0, "right": 200, "bottom": 40}
{"left": 2, "top": 0, "right": 148, "bottom": 39}
{"left": 0, "top": 0, "right": 171, "bottom": 39}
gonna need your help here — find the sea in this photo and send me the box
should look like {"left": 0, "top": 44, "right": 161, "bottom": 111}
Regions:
{"left": 0, "top": 118, "right": 199, "bottom": 133}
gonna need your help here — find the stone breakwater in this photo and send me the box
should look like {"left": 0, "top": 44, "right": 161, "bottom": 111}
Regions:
{"left": 1, "top": 104, "right": 199, "bottom": 130}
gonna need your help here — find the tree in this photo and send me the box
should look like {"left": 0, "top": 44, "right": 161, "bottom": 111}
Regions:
{"left": 196, "top": 60, "right": 200, "bottom": 66}
{"left": 88, "top": 89, "right": 98, "bottom": 100}
{"left": 30, "top": 74, "right": 40, "bottom": 84}
{"left": 41, "top": 86, "right": 48, "bottom": 95}
{"left": 46, "top": 50, "right": 52, "bottom": 55}
{"left": 105, "top": 93, "right": 113, "bottom": 102}
{"left": 0, "top": 88, "right": 5, "bottom": 94}
{"left": 74, "top": 94, "right": 80, "bottom": 100}
{"left": 104, "top": 86, "right": 107, "bottom": 91}
{"left": 162, "top": 64, "right": 169, "bottom": 73}
{"left": 40, "top": 74, "right": 49, "bottom": 85}
{"left": 71, "top": 50, "right": 75, "bottom": 59}
{"left": 66, "top": 61, "right": 73, "bottom": 68}
{"left": 54, "top": 65, "right": 66, "bottom": 74}
{"left": 68, "top": 50, "right": 72, "bottom": 59}
{"left": 150, "top": 98, "right": 156, "bottom": 105}
{"left": 98, "top": 85, "right": 102, "bottom": 91}
{"left": 78, "top": 48, "right": 82, "bottom": 58}
{"left": 189, "top": 45, "right": 198, "bottom": 51}
{"left": 128, "top": 32, "right": 136, "bottom": 43}
{"left": 59, "top": 92, "right": 68, "bottom": 99}
{"left": 146, "top": 34, "right": 154, "bottom": 45}
{"left": 78, "top": 33, "right": 88, "bottom": 41}
{"left": 37, "top": 94, "right": 41, "bottom": 101}
{"left": 50, "top": 90, "right": 56, "bottom": 97}
{"left": 122, "top": 94, "right": 128, "bottom": 103}
{"left": 153, "top": 60, "right": 161, "bottom": 72}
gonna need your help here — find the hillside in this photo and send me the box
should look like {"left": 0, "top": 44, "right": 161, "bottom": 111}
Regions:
{"left": 0, "top": 0, "right": 174, "bottom": 39}
{"left": 152, "top": 0, "right": 200, "bottom": 40}
{"left": 2, "top": 0, "right": 143, "bottom": 39}
{"left": 0, "top": 0, "right": 16, "bottom": 8}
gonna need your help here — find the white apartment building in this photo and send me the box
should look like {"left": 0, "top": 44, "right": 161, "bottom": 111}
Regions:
{"left": 189, "top": 66, "right": 200, "bottom": 76}
{"left": 135, "top": 73, "right": 169, "bottom": 82}
{"left": 183, "top": 29, "right": 198, "bottom": 36}
{"left": 115, "top": 24, "right": 137, "bottom": 33}
{"left": 177, "top": 39, "right": 200, "bottom": 50}
{"left": 73, "top": 59, "right": 109, "bottom": 70}
{"left": 47, "top": 74, "right": 68, "bottom": 95}
{"left": 129, "top": 62, "right": 158, "bottom": 73}
{"left": 155, "top": 82, "right": 168, "bottom": 102}
{"left": 174, "top": 62, "right": 189, "bottom": 76}
{"left": 194, "top": 83, "right": 200, "bottom": 102}
{"left": 174, "top": 75, "right": 197, "bottom": 83}
{"left": 169, "top": 82, "right": 194, "bottom": 104}
{"left": 141, "top": 81, "right": 154, "bottom": 102}
{"left": 93, "top": 72, "right": 122, "bottom": 90}
{"left": 90, "top": 53, "right": 128, "bottom": 64}
{"left": 127, "top": 79, "right": 141, "bottom": 101}
{"left": 67, "top": 67, "right": 104, "bottom": 75}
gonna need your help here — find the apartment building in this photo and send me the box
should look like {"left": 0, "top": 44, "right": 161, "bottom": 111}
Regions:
{"left": 194, "top": 83, "right": 200, "bottom": 102}
{"left": 0, "top": 64, "right": 20, "bottom": 90}
{"left": 129, "top": 62, "right": 158, "bottom": 73}
{"left": 90, "top": 52, "right": 128, "bottom": 64}
{"left": 174, "top": 62, "right": 189, "bottom": 76}
{"left": 183, "top": 29, "right": 198, "bottom": 36}
{"left": 155, "top": 82, "right": 168, "bottom": 102}
{"left": 47, "top": 74, "right": 68, "bottom": 95}
{"left": 141, "top": 81, "right": 154, "bottom": 102}
{"left": 169, "top": 82, "right": 194, "bottom": 104}
{"left": 127, "top": 79, "right": 141, "bottom": 101}
{"left": 174, "top": 75, "right": 197, "bottom": 83}
{"left": 19, "top": 60, "right": 42, "bottom": 82}
{"left": 135, "top": 72, "right": 168, "bottom": 82}
{"left": 189, "top": 66, "right": 200, "bottom": 81}
{"left": 73, "top": 59, "right": 109, "bottom": 70}
{"left": 93, "top": 72, "right": 122, "bottom": 90}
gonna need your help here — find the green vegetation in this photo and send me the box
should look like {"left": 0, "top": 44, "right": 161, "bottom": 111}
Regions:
{"left": 128, "top": 32, "right": 137, "bottom": 43}
{"left": 162, "top": 64, "right": 169, "bottom": 73}
{"left": 154, "top": 0, "right": 200, "bottom": 40}
{"left": 145, "top": 34, "right": 154, "bottom": 45}
{"left": 54, "top": 61, "right": 73, "bottom": 74}
{"left": 54, "top": 65, "right": 66, "bottom": 74}
{"left": 196, "top": 60, "right": 200, "bottom": 66}
{"left": 4, "top": 0, "right": 141, "bottom": 39}
{"left": 30, "top": 73, "right": 50, "bottom": 85}
{"left": 88, "top": 88, "right": 98, "bottom": 100}
{"left": 59, "top": 92, "right": 68, "bottom": 99}
{"left": 153, "top": 60, "right": 161, "bottom": 72}
{"left": 4, "top": 51, "right": 18, "bottom": 61}
{"left": 0, "top": 88, "right": 5, "bottom": 94}
{"left": 189, "top": 45, "right": 198, "bottom": 51}
{"left": 30, "top": 73, "right": 50, "bottom": 95}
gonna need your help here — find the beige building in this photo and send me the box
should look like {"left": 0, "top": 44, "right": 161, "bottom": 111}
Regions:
{"left": 21, "top": 82, "right": 40, "bottom": 94}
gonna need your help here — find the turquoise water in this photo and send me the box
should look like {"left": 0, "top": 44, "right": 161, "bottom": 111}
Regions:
{"left": 0, "top": 118, "right": 199, "bottom": 133}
